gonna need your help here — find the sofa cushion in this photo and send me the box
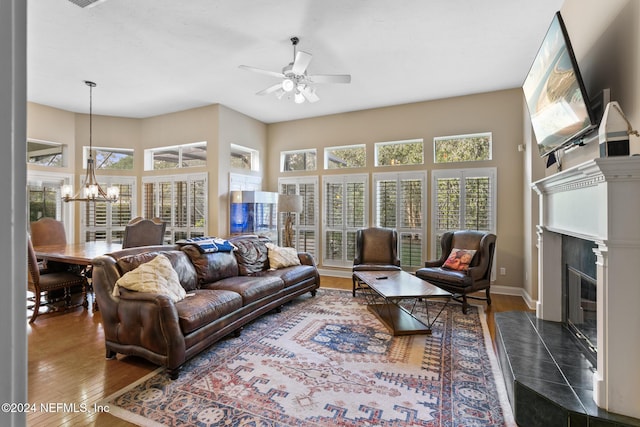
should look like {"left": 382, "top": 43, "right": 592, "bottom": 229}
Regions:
{"left": 175, "top": 289, "right": 243, "bottom": 335}
{"left": 232, "top": 236, "right": 269, "bottom": 275}
{"left": 203, "top": 275, "right": 284, "bottom": 305}
{"left": 113, "top": 254, "right": 186, "bottom": 303}
{"left": 180, "top": 244, "right": 239, "bottom": 285}
{"left": 254, "top": 265, "right": 317, "bottom": 289}
{"left": 265, "top": 242, "right": 301, "bottom": 269}
{"left": 115, "top": 250, "right": 198, "bottom": 291}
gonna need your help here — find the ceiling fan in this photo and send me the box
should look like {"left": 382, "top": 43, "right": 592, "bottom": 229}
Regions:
{"left": 239, "top": 37, "right": 351, "bottom": 104}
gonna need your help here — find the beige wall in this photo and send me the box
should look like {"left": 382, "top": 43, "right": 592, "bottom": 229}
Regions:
{"left": 558, "top": 0, "right": 639, "bottom": 169}
{"left": 27, "top": 103, "right": 76, "bottom": 174}
{"left": 217, "top": 105, "right": 268, "bottom": 236}
{"left": 267, "top": 89, "right": 525, "bottom": 288}
{"left": 521, "top": 0, "right": 640, "bottom": 304}
{"left": 26, "top": 102, "right": 268, "bottom": 240}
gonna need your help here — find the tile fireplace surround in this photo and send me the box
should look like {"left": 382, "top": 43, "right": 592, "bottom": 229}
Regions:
{"left": 500, "top": 157, "right": 640, "bottom": 425}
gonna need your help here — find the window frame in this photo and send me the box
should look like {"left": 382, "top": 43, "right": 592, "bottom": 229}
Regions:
{"left": 324, "top": 144, "right": 366, "bottom": 169}
{"left": 431, "top": 167, "right": 497, "bottom": 277}
{"left": 278, "top": 176, "right": 319, "bottom": 259}
{"left": 80, "top": 175, "right": 137, "bottom": 243}
{"left": 27, "top": 139, "right": 66, "bottom": 167}
{"left": 322, "top": 173, "right": 369, "bottom": 268}
{"left": 280, "top": 148, "right": 317, "bottom": 172}
{"left": 144, "top": 141, "right": 207, "bottom": 171}
{"left": 230, "top": 143, "right": 260, "bottom": 172}
{"left": 27, "top": 170, "right": 75, "bottom": 241}
{"left": 433, "top": 132, "right": 492, "bottom": 163}
{"left": 374, "top": 138, "right": 424, "bottom": 167}
{"left": 229, "top": 172, "right": 262, "bottom": 192}
{"left": 142, "top": 172, "right": 208, "bottom": 243}
{"left": 373, "top": 171, "right": 427, "bottom": 270}
{"left": 83, "top": 146, "right": 134, "bottom": 170}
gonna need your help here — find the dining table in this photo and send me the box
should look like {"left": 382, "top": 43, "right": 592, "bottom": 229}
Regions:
{"left": 33, "top": 241, "right": 123, "bottom": 311}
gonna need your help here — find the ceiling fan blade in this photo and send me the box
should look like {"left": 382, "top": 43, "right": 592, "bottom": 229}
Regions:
{"left": 291, "top": 51, "right": 313, "bottom": 75}
{"left": 301, "top": 86, "right": 320, "bottom": 103}
{"left": 256, "top": 83, "right": 282, "bottom": 96}
{"left": 239, "top": 65, "right": 284, "bottom": 79}
{"left": 308, "top": 74, "right": 351, "bottom": 84}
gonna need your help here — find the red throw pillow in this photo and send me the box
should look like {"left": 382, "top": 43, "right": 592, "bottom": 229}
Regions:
{"left": 443, "top": 248, "right": 477, "bottom": 271}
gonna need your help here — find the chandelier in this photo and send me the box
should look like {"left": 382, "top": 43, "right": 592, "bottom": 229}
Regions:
{"left": 61, "top": 81, "right": 119, "bottom": 203}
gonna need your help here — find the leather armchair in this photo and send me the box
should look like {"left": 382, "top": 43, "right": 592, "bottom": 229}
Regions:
{"left": 352, "top": 227, "right": 401, "bottom": 296}
{"left": 415, "top": 230, "right": 496, "bottom": 314}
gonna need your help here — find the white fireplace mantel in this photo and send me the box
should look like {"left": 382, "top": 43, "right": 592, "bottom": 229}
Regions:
{"left": 531, "top": 156, "right": 640, "bottom": 419}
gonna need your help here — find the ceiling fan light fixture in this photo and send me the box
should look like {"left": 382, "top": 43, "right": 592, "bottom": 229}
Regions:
{"left": 294, "top": 91, "right": 305, "bottom": 104}
{"left": 282, "top": 78, "right": 294, "bottom": 92}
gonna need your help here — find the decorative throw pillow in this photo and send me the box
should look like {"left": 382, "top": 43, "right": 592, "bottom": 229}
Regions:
{"left": 266, "top": 242, "right": 301, "bottom": 269}
{"left": 233, "top": 237, "right": 269, "bottom": 275}
{"left": 443, "top": 248, "right": 477, "bottom": 271}
{"left": 113, "top": 254, "right": 186, "bottom": 302}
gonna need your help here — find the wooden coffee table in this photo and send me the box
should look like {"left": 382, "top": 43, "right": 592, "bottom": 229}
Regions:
{"left": 354, "top": 270, "right": 452, "bottom": 336}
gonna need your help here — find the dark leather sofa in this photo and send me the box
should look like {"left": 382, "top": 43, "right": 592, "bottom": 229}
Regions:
{"left": 91, "top": 235, "right": 320, "bottom": 379}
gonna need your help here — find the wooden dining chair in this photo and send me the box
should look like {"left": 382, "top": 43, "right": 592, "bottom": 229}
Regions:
{"left": 30, "top": 217, "right": 69, "bottom": 272}
{"left": 122, "top": 217, "right": 167, "bottom": 248}
{"left": 27, "top": 237, "right": 88, "bottom": 323}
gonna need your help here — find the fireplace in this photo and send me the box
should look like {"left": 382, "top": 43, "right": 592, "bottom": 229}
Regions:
{"left": 531, "top": 157, "right": 640, "bottom": 419}
{"left": 563, "top": 235, "right": 598, "bottom": 366}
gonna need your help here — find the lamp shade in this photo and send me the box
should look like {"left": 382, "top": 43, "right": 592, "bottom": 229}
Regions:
{"left": 278, "top": 194, "right": 303, "bottom": 213}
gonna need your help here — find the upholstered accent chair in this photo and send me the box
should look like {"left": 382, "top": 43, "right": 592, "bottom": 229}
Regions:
{"left": 352, "top": 227, "right": 401, "bottom": 296}
{"left": 122, "top": 217, "right": 166, "bottom": 248}
{"left": 27, "top": 237, "right": 87, "bottom": 323}
{"left": 415, "top": 230, "right": 496, "bottom": 314}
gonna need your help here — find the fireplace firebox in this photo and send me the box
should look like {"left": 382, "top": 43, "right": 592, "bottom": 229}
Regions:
{"left": 563, "top": 235, "right": 597, "bottom": 366}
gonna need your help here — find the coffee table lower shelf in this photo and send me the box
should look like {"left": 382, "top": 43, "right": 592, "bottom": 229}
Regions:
{"left": 367, "top": 303, "right": 433, "bottom": 336}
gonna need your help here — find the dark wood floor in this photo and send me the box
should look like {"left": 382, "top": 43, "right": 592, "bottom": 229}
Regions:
{"left": 27, "top": 277, "right": 531, "bottom": 426}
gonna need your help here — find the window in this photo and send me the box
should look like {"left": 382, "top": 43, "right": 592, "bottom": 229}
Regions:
{"left": 322, "top": 174, "right": 368, "bottom": 267}
{"left": 375, "top": 139, "right": 424, "bottom": 166}
{"left": 281, "top": 149, "right": 317, "bottom": 172}
{"left": 27, "top": 140, "right": 64, "bottom": 167}
{"left": 279, "top": 177, "right": 319, "bottom": 259}
{"left": 82, "top": 177, "right": 136, "bottom": 243}
{"left": 145, "top": 142, "right": 207, "bottom": 170}
{"left": 324, "top": 144, "right": 365, "bottom": 169}
{"left": 434, "top": 132, "right": 492, "bottom": 163}
{"left": 373, "top": 172, "right": 426, "bottom": 270}
{"left": 431, "top": 168, "right": 496, "bottom": 259}
{"left": 84, "top": 146, "right": 134, "bottom": 170}
{"left": 27, "top": 176, "right": 65, "bottom": 222}
{"left": 229, "top": 173, "right": 262, "bottom": 191}
{"left": 230, "top": 144, "right": 259, "bottom": 171}
{"left": 142, "top": 173, "right": 207, "bottom": 243}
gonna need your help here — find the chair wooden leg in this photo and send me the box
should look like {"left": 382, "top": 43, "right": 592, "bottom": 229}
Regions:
{"left": 461, "top": 294, "right": 469, "bottom": 315}
{"left": 29, "top": 292, "right": 41, "bottom": 323}
{"left": 352, "top": 276, "right": 357, "bottom": 297}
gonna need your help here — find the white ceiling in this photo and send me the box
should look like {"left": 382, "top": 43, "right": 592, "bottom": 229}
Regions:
{"left": 27, "top": 0, "right": 564, "bottom": 124}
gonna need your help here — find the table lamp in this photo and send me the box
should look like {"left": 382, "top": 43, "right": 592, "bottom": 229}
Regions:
{"left": 278, "top": 194, "right": 303, "bottom": 247}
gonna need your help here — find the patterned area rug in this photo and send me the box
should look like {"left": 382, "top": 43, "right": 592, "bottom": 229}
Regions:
{"left": 101, "top": 288, "right": 515, "bottom": 426}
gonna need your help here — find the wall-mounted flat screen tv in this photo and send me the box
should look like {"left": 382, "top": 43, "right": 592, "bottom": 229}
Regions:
{"left": 523, "top": 11, "right": 597, "bottom": 157}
